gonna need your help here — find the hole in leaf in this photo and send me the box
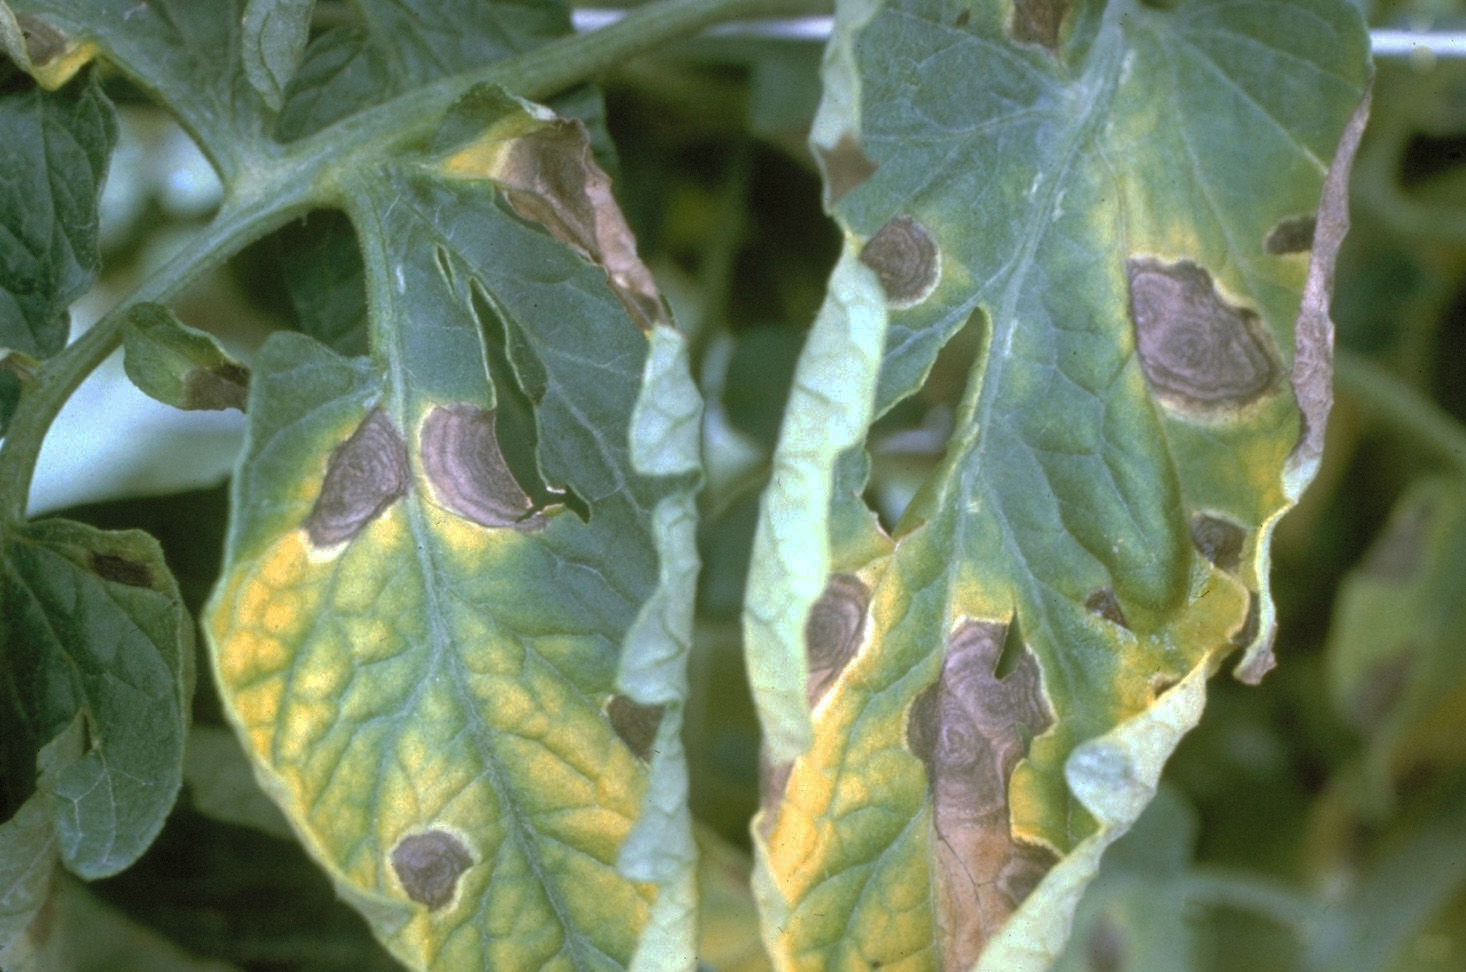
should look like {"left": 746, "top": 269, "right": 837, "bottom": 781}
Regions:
{"left": 994, "top": 614, "right": 1027, "bottom": 680}
{"left": 471, "top": 286, "right": 590, "bottom": 522}
{"left": 606, "top": 695, "right": 665, "bottom": 761}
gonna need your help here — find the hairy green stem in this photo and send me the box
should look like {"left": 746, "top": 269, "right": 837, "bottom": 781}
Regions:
{"left": 0, "top": 0, "right": 824, "bottom": 521}
{"left": 1334, "top": 349, "right": 1466, "bottom": 472}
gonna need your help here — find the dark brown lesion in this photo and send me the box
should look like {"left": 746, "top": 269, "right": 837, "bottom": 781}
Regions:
{"left": 860, "top": 216, "right": 941, "bottom": 308}
{"left": 89, "top": 552, "right": 153, "bottom": 588}
{"left": 390, "top": 829, "right": 473, "bottom": 911}
{"left": 1264, "top": 215, "right": 1317, "bottom": 255}
{"left": 1127, "top": 258, "right": 1280, "bottom": 412}
{"left": 419, "top": 404, "right": 543, "bottom": 531}
{"left": 1009, "top": 0, "right": 1070, "bottom": 53}
{"left": 1190, "top": 513, "right": 1247, "bottom": 575}
{"left": 905, "top": 620, "right": 1057, "bottom": 970}
{"left": 804, "top": 574, "right": 870, "bottom": 707}
{"left": 304, "top": 409, "right": 411, "bottom": 547}
{"left": 1084, "top": 587, "right": 1127, "bottom": 628}
{"left": 756, "top": 749, "right": 793, "bottom": 844}
{"left": 606, "top": 695, "right": 665, "bottom": 762}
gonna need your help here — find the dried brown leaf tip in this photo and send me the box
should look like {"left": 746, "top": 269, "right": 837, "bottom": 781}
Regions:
{"left": 804, "top": 574, "right": 870, "bottom": 707}
{"left": 1127, "top": 258, "right": 1279, "bottom": 412}
{"left": 447, "top": 114, "right": 666, "bottom": 331}
{"left": 606, "top": 695, "right": 665, "bottom": 762}
{"left": 390, "top": 829, "right": 473, "bottom": 911}
{"left": 815, "top": 133, "right": 878, "bottom": 204}
{"left": 304, "top": 409, "right": 410, "bottom": 547}
{"left": 860, "top": 215, "right": 941, "bottom": 309}
{"left": 420, "top": 404, "right": 542, "bottom": 531}
{"left": 1010, "top": 0, "right": 1070, "bottom": 53}
{"left": 905, "top": 620, "right": 1057, "bottom": 970}
{"left": 1290, "top": 89, "right": 1371, "bottom": 482}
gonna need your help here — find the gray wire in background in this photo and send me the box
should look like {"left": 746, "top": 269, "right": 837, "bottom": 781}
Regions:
{"left": 570, "top": 9, "right": 1466, "bottom": 58}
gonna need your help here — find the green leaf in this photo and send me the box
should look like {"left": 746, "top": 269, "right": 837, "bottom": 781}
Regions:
{"left": 0, "top": 519, "right": 193, "bottom": 879}
{"left": 276, "top": 212, "right": 371, "bottom": 357}
{"left": 0, "top": 67, "right": 115, "bottom": 359}
{"left": 205, "top": 91, "right": 698, "bottom": 971}
{"left": 241, "top": 0, "right": 315, "bottom": 113}
{"left": 0, "top": 716, "right": 78, "bottom": 964}
{"left": 276, "top": 0, "right": 575, "bottom": 142}
{"left": 7, "top": 0, "right": 265, "bottom": 173}
{"left": 746, "top": 0, "right": 1371, "bottom": 968}
{"left": 122, "top": 303, "right": 250, "bottom": 412}
{"left": 1326, "top": 476, "right": 1466, "bottom": 808}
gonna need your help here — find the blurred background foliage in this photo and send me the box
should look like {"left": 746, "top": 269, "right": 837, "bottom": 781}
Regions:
{"left": 28, "top": 0, "right": 1466, "bottom": 968}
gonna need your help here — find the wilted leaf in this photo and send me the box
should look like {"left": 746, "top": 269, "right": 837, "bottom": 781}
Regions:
{"left": 0, "top": 519, "right": 193, "bottom": 880}
{"left": 122, "top": 303, "right": 250, "bottom": 412}
{"left": 0, "top": 66, "right": 115, "bottom": 358}
{"left": 206, "top": 90, "right": 700, "bottom": 972}
{"left": 746, "top": 0, "right": 1371, "bottom": 968}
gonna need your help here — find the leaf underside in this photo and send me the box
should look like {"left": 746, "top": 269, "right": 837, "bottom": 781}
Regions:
{"left": 746, "top": 1, "right": 1370, "bottom": 970}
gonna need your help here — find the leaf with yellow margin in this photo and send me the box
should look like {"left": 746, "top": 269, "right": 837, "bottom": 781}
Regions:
{"left": 205, "top": 89, "right": 700, "bottom": 972}
{"left": 745, "top": 0, "right": 1371, "bottom": 969}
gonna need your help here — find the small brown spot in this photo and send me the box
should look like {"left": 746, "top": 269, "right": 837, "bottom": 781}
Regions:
{"left": 860, "top": 216, "right": 941, "bottom": 308}
{"left": 1084, "top": 587, "right": 1127, "bottom": 628}
{"left": 1190, "top": 513, "right": 1246, "bottom": 574}
{"left": 182, "top": 362, "right": 250, "bottom": 411}
{"left": 1360, "top": 498, "right": 1433, "bottom": 580}
{"left": 304, "top": 409, "right": 410, "bottom": 547}
{"left": 815, "top": 133, "right": 878, "bottom": 204}
{"left": 1127, "top": 258, "right": 1279, "bottom": 411}
{"left": 1264, "top": 215, "right": 1316, "bottom": 255}
{"left": 906, "top": 620, "right": 1055, "bottom": 970}
{"left": 17, "top": 16, "right": 66, "bottom": 65}
{"left": 1086, "top": 914, "right": 1126, "bottom": 972}
{"left": 606, "top": 695, "right": 664, "bottom": 761}
{"left": 955, "top": 9, "right": 971, "bottom": 28}
{"left": 90, "top": 552, "right": 152, "bottom": 588}
{"left": 420, "top": 405, "right": 540, "bottom": 530}
{"left": 390, "top": 830, "right": 472, "bottom": 911}
{"left": 804, "top": 574, "right": 869, "bottom": 707}
{"left": 1010, "top": 0, "right": 1070, "bottom": 52}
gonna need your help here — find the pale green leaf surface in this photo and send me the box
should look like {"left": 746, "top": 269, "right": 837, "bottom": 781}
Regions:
{"left": 749, "top": 1, "right": 1370, "bottom": 969}
{"left": 241, "top": 0, "right": 315, "bottom": 112}
{"left": 0, "top": 520, "right": 192, "bottom": 880}
{"left": 8, "top": 0, "right": 265, "bottom": 174}
{"left": 207, "top": 94, "right": 696, "bottom": 972}
{"left": 0, "top": 68, "right": 115, "bottom": 359}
